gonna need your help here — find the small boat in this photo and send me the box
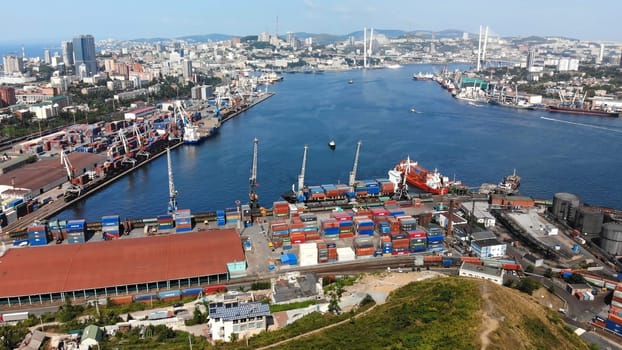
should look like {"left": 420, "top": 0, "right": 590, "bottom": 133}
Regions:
{"left": 328, "top": 140, "right": 336, "bottom": 150}
{"left": 409, "top": 108, "right": 417, "bottom": 113}
{"left": 348, "top": 80, "right": 353, "bottom": 84}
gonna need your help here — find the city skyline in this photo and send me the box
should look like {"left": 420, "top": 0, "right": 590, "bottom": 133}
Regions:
{"left": 2, "top": 0, "right": 622, "bottom": 43}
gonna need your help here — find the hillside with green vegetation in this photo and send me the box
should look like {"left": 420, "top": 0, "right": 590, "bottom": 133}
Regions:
{"left": 272, "top": 277, "right": 592, "bottom": 350}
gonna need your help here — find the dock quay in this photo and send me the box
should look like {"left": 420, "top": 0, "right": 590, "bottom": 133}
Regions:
{"left": 1, "top": 140, "right": 184, "bottom": 240}
{"left": 0, "top": 92, "right": 276, "bottom": 239}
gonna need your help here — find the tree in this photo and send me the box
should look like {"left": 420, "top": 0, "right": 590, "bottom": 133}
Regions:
{"left": 525, "top": 264, "right": 535, "bottom": 273}
{"left": 544, "top": 268, "right": 553, "bottom": 278}
{"left": 229, "top": 332, "right": 239, "bottom": 342}
{"left": 326, "top": 282, "right": 344, "bottom": 314}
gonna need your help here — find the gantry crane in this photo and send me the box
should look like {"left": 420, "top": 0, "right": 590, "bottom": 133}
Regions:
{"left": 167, "top": 147, "right": 178, "bottom": 216}
{"left": 249, "top": 138, "right": 259, "bottom": 211}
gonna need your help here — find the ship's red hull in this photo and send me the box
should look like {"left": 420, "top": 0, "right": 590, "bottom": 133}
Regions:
{"left": 394, "top": 160, "right": 452, "bottom": 195}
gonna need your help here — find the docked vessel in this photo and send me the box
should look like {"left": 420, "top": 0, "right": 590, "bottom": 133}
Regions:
{"left": 497, "top": 169, "right": 521, "bottom": 195}
{"left": 546, "top": 105, "right": 619, "bottom": 118}
{"left": 281, "top": 142, "right": 399, "bottom": 205}
{"left": 412, "top": 72, "right": 434, "bottom": 81}
{"left": 393, "top": 157, "right": 464, "bottom": 195}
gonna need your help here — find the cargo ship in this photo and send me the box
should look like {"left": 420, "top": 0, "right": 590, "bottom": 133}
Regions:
{"left": 393, "top": 157, "right": 463, "bottom": 195}
{"left": 546, "top": 105, "right": 619, "bottom": 118}
{"left": 281, "top": 142, "right": 400, "bottom": 205}
{"left": 497, "top": 169, "right": 521, "bottom": 195}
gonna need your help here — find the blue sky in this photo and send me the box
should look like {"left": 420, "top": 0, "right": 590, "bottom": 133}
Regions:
{"left": 3, "top": 0, "right": 621, "bottom": 43}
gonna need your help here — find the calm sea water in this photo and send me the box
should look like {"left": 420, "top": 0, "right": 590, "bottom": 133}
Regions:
{"left": 53, "top": 64, "right": 622, "bottom": 222}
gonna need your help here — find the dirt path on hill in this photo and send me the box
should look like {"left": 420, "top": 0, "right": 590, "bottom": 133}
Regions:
{"left": 479, "top": 282, "right": 500, "bottom": 350}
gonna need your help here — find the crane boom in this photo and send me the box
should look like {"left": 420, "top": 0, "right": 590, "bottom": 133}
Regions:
{"left": 60, "top": 151, "right": 74, "bottom": 180}
{"left": 297, "top": 145, "right": 308, "bottom": 195}
{"left": 348, "top": 140, "right": 362, "bottom": 187}
{"left": 167, "top": 147, "right": 178, "bottom": 216}
{"left": 249, "top": 138, "right": 259, "bottom": 208}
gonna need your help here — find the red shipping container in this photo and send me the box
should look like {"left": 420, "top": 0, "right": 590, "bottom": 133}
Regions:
{"left": 110, "top": 295, "right": 133, "bottom": 305}
{"left": 392, "top": 238, "right": 410, "bottom": 249}
{"left": 355, "top": 247, "right": 375, "bottom": 256}
{"left": 424, "top": 255, "right": 443, "bottom": 262}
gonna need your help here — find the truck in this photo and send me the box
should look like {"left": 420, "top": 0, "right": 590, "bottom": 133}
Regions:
{"left": 1, "top": 311, "right": 29, "bottom": 323}
{"left": 576, "top": 237, "right": 586, "bottom": 245}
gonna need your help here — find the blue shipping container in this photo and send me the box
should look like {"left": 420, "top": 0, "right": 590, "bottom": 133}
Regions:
{"left": 158, "top": 290, "right": 181, "bottom": 299}
{"left": 605, "top": 320, "right": 622, "bottom": 336}
{"left": 133, "top": 293, "right": 158, "bottom": 302}
{"left": 66, "top": 219, "right": 86, "bottom": 230}
{"left": 181, "top": 288, "right": 203, "bottom": 297}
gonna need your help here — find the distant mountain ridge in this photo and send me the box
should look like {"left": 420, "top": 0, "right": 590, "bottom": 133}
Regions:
{"left": 125, "top": 29, "right": 558, "bottom": 45}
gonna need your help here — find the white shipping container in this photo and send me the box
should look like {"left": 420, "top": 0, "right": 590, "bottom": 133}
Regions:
{"left": 1, "top": 311, "right": 29, "bottom": 322}
{"left": 336, "top": 247, "right": 356, "bottom": 262}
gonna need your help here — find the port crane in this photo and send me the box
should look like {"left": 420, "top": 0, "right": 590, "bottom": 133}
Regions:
{"left": 249, "top": 138, "right": 259, "bottom": 211}
{"left": 133, "top": 124, "right": 150, "bottom": 159}
{"left": 295, "top": 144, "right": 308, "bottom": 202}
{"left": 60, "top": 151, "right": 75, "bottom": 182}
{"left": 166, "top": 147, "right": 178, "bottom": 216}
{"left": 348, "top": 140, "right": 362, "bottom": 190}
{"left": 118, "top": 129, "right": 136, "bottom": 166}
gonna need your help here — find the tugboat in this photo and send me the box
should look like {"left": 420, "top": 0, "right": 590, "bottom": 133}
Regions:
{"left": 328, "top": 140, "right": 336, "bottom": 150}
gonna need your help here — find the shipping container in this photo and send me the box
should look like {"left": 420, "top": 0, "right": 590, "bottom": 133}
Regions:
{"left": 203, "top": 285, "right": 226, "bottom": 295}
{"left": 133, "top": 293, "right": 158, "bottom": 302}
{"left": 109, "top": 295, "right": 133, "bottom": 305}
{"left": 181, "top": 288, "right": 203, "bottom": 297}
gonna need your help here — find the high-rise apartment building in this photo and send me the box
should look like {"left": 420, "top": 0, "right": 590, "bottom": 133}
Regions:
{"left": 182, "top": 59, "right": 192, "bottom": 80}
{"left": 2, "top": 55, "right": 24, "bottom": 75}
{"left": 61, "top": 41, "right": 74, "bottom": 67}
{"left": 73, "top": 34, "right": 97, "bottom": 77}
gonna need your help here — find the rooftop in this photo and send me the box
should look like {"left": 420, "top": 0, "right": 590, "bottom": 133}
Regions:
{"left": 472, "top": 238, "right": 504, "bottom": 247}
{"left": 0, "top": 229, "right": 244, "bottom": 297}
{"left": 460, "top": 262, "right": 504, "bottom": 277}
{"left": 209, "top": 301, "right": 270, "bottom": 321}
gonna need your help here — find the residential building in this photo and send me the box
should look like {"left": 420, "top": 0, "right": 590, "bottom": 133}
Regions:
{"left": 3, "top": 55, "right": 24, "bottom": 75}
{"left": 0, "top": 87, "right": 17, "bottom": 107}
{"left": 73, "top": 34, "right": 97, "bottom": 77}
{"left": 182, "top": 59, "right": 192, "bottom": 80}
{"left": 207, "top": 300, "right": 271, "bottom": 342}
{"left": 61, "top": 41, "right": 74, "bottom": 67}
{"left": 459, "top": 262, "right": 505, "bottom": 285}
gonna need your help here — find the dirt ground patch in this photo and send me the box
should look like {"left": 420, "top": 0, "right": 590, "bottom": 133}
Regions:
{"left": 531, "top": 287, "right": 564, "bottom": 311}
{"left": 342, "top": 271, "right": 445, "bottom": 305}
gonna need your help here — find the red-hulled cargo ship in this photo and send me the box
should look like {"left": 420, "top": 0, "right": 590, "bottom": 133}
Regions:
{"left": 393, "top": 157, "right": 463, "bottom": 195}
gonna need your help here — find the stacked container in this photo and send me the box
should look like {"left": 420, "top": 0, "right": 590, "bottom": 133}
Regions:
{"left": 375, "top": 178, "right": 395, "bottom": 195}
{"left": 321, "top": 218, "right": 340, "bottom": 239}
{"left": 101, "top": 215, "right": 121, "bottom": 239}
{"left": 331, "top": 212, "right": 354, "bottom": 238}
{"left": 157, "top": 215, "right": 174, "bottom": 230}
{"left": 317, "top": 242, "right": 329, "bottom": 264}
{"left": 327, "top": 242, "right": 338, "bottom": 262}
{"left": 241, "top": 204, "right": 252, "bottom": 227}
{"left": 307, "top": 186, "right": 326, "bottom": 200}
{"left": 66, "top": 219, "right": 86, "bottom": 244}
{"left": 321, "top": 184, "right": 339, "bottom": 198}
{"left": 49, "top": 220, "right": 67, "bottom": 241}
{"left": 273, "top": 201, "right": 289, "bottom": 217}
{"left": 354, "top": 216, "right": 374, "bottom": 235}
{"left": 270, "top": 221, "right": 289, "bottom": 247}
{"left": 397, "top": 216, "right": 417, "bottom": 232}
{"left": 288, "top": 204, "right": 300, "bottom": 220}
{"left": 354, "top": 237, "right": 375, "bottom": 258}
{"left": 408, "top": 229, "right": 427, "bottom": 253}
{"left": 380, "top": 235, "right": 393, "bottom": 256}
{"left": 175, "top": 209, "right": 192, "bottom": 233}
{"left": 426, "top": 227, "right": 445, "bottom": 252}
{"left": 282, "top": 237, "right": 292, "bottom": 250}
{"left": 225, "top": 207, "right": 240, "bottom": 223}
{"left": 216, "top": 210, "right": 226, "bottom": 226}
{"left": 607, "top": 286, "right": 622, "bottom": 336}
{"left": 27, "top": 225, "right": 49, "bottom": 246}
{"left": 288, "top": 220, "right": 306, "bottom": 244}
{"left": 337, "top": 247, "right": 356, "bottom": 262}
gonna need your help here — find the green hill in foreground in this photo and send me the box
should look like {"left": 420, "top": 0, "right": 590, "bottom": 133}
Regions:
{"left": 276, "top": 277, "right": 591, "bottom": 350}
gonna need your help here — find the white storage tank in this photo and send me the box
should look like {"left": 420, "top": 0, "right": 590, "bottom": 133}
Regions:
{"left": 600, "top": 222, "right": 622, "bottom": 256}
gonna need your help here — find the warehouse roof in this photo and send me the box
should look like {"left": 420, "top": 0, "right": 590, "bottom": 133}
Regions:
{"left": 0, "top": 229, "right": 245, "bottom": 297}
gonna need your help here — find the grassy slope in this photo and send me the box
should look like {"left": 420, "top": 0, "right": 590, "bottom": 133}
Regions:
{"left": 276, "top": 277, "right": 591, "bottom": 350}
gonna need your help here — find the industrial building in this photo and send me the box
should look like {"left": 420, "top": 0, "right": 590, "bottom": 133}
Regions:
{"left": 459, "top": 262, "right": 505, "bottom": 285}
{"left": 0, "top": 229, "right": 245, "bottom": 306}
{"left": 470, "top": 238, "right": 507, "bottom": 258}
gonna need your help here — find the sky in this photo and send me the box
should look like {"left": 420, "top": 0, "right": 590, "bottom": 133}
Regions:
{"left": 2, "top": 0, "right": 621, "bottom": 43}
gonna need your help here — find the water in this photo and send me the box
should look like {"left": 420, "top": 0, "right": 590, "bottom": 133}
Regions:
{"left": 54, "top": 64, "right": 622, "bottom": 222}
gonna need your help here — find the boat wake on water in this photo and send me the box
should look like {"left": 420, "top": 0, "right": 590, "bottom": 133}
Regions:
{"left": 540, "top": 116, "right": 622, "bottom": 134}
